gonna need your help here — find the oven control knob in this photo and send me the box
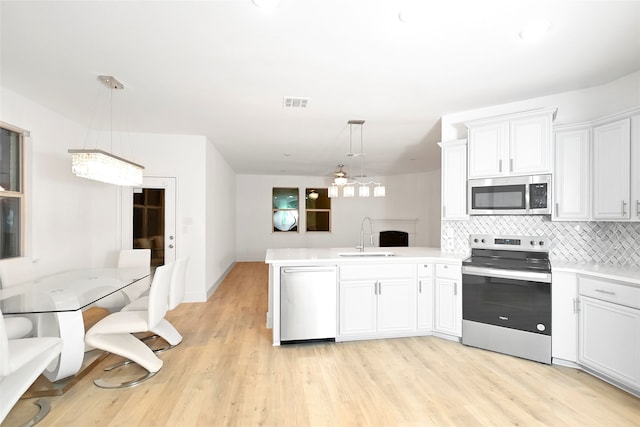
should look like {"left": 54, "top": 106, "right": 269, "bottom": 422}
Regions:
{"left": 530, "top": 240, "right": 536, "bottom": 246}
{"left": 481, "top": 238, "right": 485, "bottom": 243}
{"left": 473, "top": 238, "right": 479, "bottom": 243}
{"left": 539, "top": 241, "right": 545, "bottom": 246}
{"left": 537, "top": 323, "right": 546, "bottom": 332}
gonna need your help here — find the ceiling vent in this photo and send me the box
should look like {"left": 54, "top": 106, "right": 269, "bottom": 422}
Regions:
{"left": 283, "top": 97, "right": 309, "bottom": 108}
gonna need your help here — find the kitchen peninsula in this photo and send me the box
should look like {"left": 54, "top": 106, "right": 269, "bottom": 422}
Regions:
{"left": 265, "top": 247, "right": 467, "bottom": 346}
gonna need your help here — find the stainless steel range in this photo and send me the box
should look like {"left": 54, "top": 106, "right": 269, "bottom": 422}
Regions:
{"left": 462, "top": 234, "right": 552, "bottom": 364}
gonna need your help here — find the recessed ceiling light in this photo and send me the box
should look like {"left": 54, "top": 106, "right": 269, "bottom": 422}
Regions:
{"left": 252, "top": 0, "right": 280, "bottom": 10}
{"left": 519, "top": 21, "right": 551, "bottom": 42}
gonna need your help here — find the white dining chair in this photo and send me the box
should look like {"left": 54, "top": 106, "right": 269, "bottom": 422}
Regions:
{"left": 0, "top": 259, "right": 36, "bottom": 339}
{"left": 84, "top": 262, "right": 174, "bottom": 389}
{"left": 121, "top": 257, "right": 189, "bottom": 353}
{"left": 0, "top": 308, "right": 62, "bottom": 425}
{"left": 117, "top": 248, "right": 151, "bottom": 303}
{"left": 92, "top": 249, "right": 152, "bottom": 313}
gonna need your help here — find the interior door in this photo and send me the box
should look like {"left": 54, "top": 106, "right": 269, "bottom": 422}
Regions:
{"left": 120, "top": 176, "right": 176, "bottom": 265}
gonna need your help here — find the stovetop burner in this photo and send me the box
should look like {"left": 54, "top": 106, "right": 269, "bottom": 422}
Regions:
{"left": 463, "top": 234, "right": 551, "bottom": 274}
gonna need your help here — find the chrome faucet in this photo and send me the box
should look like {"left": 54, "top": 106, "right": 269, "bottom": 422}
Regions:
{"left": 358, "top": 217, "right": 374, "bottom": 252}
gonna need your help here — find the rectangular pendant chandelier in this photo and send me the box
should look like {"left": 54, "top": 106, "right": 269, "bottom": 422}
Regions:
{"left": 68, "top": 149, "right": 144, "bottom": 186}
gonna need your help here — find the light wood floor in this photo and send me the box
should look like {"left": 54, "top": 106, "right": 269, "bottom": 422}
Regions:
{"left": 4, "top": 262, "right": 640, "bottom": 426}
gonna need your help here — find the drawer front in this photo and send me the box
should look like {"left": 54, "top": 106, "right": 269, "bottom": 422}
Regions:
{"left": 579, "top": 276, "right": 640, "bottom": 310}
{"left": 435, "top": 263, "right": 460, "bottom": 279}
{"left": 417, "top": 263, "right": 433, "bottom": 278}
{"left": 340, "top": 264, "right": 414, "bottom": 281}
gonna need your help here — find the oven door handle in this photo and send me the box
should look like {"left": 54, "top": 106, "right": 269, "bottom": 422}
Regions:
{"left": 462, "top": 266, "right": 551, "bottom": 283}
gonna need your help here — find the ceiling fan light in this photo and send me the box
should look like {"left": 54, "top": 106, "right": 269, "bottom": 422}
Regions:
{"left": 358, "top": 184, "right": 370, "bottom": 197}
{"left": 343, "top": 185, "right": 355, "bottom": 198}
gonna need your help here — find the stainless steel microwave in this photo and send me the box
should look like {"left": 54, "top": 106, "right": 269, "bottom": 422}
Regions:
{"left": 468, "top": 174, "right": 552, "bottom": 215}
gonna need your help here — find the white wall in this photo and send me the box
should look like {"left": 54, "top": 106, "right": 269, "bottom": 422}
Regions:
{"left": 235, "top": 170, "right": 441, "bottom": 262}
{"left": 205, "top": 138, "right": 236, "bottom": 297}
{"left": 441, "top": 70, "right": 640, "bottom": 141}
{"left": 0, "top": 86, "right": 237, "bottom": 301}
{"left": 0, "top": 87, "right": 120, "bottom": 277}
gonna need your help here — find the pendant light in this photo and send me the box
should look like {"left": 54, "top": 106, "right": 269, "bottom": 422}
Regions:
{"left": 328, "top": 120, "right": 385, "bottom": 198}
{"left": 68, "top": 76, "right": 144, "bottom": 186}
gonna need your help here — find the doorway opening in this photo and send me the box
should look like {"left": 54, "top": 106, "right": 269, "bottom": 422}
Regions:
{"left": 133, "top": 188, "right": 165, "bottom": 266}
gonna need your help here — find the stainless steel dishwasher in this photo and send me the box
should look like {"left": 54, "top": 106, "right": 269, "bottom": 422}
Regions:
{"left": 280, "top": 266, "right": 337, "bottom": 342}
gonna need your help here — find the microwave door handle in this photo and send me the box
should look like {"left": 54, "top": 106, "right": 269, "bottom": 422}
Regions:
{"left": 462, "top": 266, "right": 552, "bottom": 283}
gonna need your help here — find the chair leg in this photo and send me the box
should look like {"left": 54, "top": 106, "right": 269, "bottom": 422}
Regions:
{"left": 22, "top": 398, "right": 52, "bottom": 427}
{"left": 94, "top": 370, "right": 158, "bottom": 389}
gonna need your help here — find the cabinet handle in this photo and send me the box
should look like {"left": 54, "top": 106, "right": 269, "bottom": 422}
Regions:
{"left": 509, "top": 158, "right": 513, "bottom": 172}
{"left": 595, "top": 289, "right": 616, "bottom": 296}
{"left": 555, "top": 202, "right": 559, "bottom": 217}
{"left": 378, "top": 281, "right": 382, "bottom": 295}
{"left": 622, "top": 200, "right": 627, "bottom": 215}
{"left": 636, "top": 200, "right": 640, "bottom": 217}
{"left": 573, "top": 298, "right": 580, "bottom": 314}
{"left": 499, "top": 159, "right": 502, "bottom": 173}
{"left": 443, "top": 205, "right": 446, "bottom": 217}
{"left": 419, "top": 280, "right": 422, "bottom": 293}
{"left": 454, "top": 282, "right": 457, "bottom": 296}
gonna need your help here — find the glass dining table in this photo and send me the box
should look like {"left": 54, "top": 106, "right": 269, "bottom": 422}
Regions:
{"left": 0, "top": 267, "right": 150, "bottom": 384}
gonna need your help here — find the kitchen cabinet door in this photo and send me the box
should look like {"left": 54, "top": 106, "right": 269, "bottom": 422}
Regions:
{"left": 467, "top": 122, "right": 508, "bottom": 178}
{"left": 551, "top": 271, "right": 578, "bottom": 363}
{"left": 631, "top": 115, "right": 640, "bottom": 221}
{"left": 592, "top": 118, "right": 631, "bottom": 220}
{"left": 377, "top": 279, "right": 417, "bottom": 333}
{"left": 509, "top": 114, "right": 553, "bottom": 175}
{"left": 553, "top": 126, "right": 591, "bottom": 221}
{"left": 434, "top": 277, "right": 461, "bottom": 337}
{"left": 339, "top": 280, "right": 377, "bottom": 337}
{"left": 579, "top": 295, "right": 640, "bottom": 391}
{"left": 417, "top": 276, "right": 433, "bottom": 330}
{"left": 440, "top": 139, "right": 468, "bottom": 220}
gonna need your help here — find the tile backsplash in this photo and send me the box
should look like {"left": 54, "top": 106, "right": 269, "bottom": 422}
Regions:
{"left": 442, "top": 216, "right": 640, "bottom": 266}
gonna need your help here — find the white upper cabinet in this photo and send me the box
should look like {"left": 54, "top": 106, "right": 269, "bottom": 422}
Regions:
{"left": 631, "top": 115, "right": 640, "bottom": 221}
{"left": 553, "top": 125, "right": 591, "bottom": 221}
{"left": 466, "top": 108, "right": 556, "bottom": 179}
{"left": 592, "top": 118, "right": 631, "bottom": 220}
{"left": 439, "top": 139, "right": 468, "bottom": 220}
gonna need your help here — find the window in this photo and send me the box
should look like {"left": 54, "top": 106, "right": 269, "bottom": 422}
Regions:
{"left": 272, "top": 187, "right": 298, "bottom": 232}
{"left": 0, "top": 123, "right": 24, "bottom": 259}
{"left": 305, "top": 188, "right": 331, "bottom": 232}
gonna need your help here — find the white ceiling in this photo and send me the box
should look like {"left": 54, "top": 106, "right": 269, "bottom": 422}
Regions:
{"left": 1, "top": 0, "right": 639, "bottom": 178}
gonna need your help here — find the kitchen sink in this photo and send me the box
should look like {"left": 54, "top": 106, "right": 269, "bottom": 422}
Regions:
{"left": 338, "top": 251, "right": 395, "bottom": 257}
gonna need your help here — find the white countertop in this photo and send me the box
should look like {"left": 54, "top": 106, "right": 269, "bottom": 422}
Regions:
{"left": 552, "top": 261, "right": 640, "bottom": 286}
{"left": 265, "top": 247, "right": 468, "bottom": 265}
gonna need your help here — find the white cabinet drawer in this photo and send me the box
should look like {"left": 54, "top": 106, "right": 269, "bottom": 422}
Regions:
{"left": 579, "top": 276, "right": 640, "bottom": 310}
{"left": 435, "top": 263, "right": 460, "bottom": 279}
{"left": 340, "top": 264, "right": 414, "bottom": 281}
{"left": 417, "top": 263, "right": 433, "bottom": 278}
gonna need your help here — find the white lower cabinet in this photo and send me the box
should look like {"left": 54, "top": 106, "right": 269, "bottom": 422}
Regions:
{"left": 417, "top": 264, "right": 434, "bottom": 331}
{"left": 339, "top": 264, "right": 416, "bottom": 339}
{"left": 434, "top": 263, "right": 462, "bottom": 337}
{"left": 578, "top": 276, "right": 640, "bottom": 393}
{"left": 551, "top": 271, "right": 578, "bottom": 363}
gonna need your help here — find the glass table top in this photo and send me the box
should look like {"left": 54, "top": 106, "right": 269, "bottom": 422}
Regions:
{"left": 0, "top": 267, "right": 149, "bottom": 314}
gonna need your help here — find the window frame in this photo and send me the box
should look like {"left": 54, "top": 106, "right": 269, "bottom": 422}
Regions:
{"left": 0, "top": 121, "right": 26, "bottom": 259}
{"left": 305, "top": 188, "right": 331, "bottom": 232}
{"left": 272, "top": 187, "right": 299, "bottom": 233}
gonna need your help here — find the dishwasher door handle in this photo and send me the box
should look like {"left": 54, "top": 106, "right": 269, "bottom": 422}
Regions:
{"left": 282, "top": 267, "right": 336, "bottom": 274}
